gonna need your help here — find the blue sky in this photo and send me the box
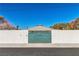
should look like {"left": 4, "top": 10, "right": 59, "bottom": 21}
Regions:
{"left": 0, "top": 3, "right": 79, "bottom": 29}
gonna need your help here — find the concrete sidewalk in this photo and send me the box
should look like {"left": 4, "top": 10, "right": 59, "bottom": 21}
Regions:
{"left": 0, "top": 43, "right": 79, "bottom": 48}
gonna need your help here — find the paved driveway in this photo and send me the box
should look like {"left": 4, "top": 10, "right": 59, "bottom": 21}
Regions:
{"left": 0, "top": 48, "right": 79, "bottom": 56}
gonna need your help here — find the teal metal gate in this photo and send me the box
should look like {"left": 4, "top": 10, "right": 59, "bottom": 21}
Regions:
{"left": 28, "top": 31, "right": 51, "bottom": 43}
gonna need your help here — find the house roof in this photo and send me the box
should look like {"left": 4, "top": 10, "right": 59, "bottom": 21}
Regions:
{"left": 28, "top": 25, "right": 51, "bottom": 31}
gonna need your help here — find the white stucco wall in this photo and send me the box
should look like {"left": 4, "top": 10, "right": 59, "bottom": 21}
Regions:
{"left": 0, "top": 30, "right": 28, "bottom": 44}
{"left": 52, "top": 30, "right": 79, "bottom": 44}
{"left": 2, "top": 30, "right": 78, "bottom": 44}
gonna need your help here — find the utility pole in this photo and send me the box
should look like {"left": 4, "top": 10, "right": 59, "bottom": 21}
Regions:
{"left": 16, "top": 25, "right": 19, "bottom": 30}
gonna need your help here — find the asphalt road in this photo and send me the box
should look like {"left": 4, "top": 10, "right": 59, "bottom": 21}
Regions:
{"left": 0, "top": 48, "right": 79, "bottom": 56}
